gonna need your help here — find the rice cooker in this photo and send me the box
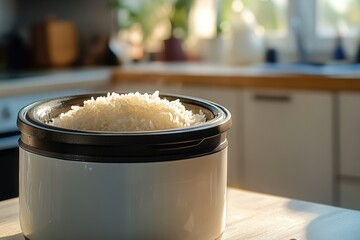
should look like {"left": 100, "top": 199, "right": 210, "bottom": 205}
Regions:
{"left": 17, "top": 93, "right": 231, "bottom": 240}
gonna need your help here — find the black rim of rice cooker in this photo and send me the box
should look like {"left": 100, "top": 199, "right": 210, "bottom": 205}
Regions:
{"left": 17, "top": 93, "right": 231, "bottom": 163}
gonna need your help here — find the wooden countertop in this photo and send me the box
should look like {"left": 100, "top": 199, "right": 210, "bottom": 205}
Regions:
{"left": 1, "top": 188, "right": 360, "bottom": 240}
{"left": 111, "top": 63, "right": 360, "bottom": 91}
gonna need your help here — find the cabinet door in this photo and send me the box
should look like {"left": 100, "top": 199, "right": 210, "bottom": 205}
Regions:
{"left": 114, "top": 81, "right": 184, "bottom": 95}
{"left": 339, "top": 92, "right": 360, "bottom": 210}
{"left": 243, "top": 89, "right": 333, "bottom": 204}
{"left": 339, "top": 93, "right": 360, "bottom": 177}
{"left": 339, "top": 181, "right": 360, "bottom": 211}
{"left": 180, "top": 85, "right": 243, "bottom": 187}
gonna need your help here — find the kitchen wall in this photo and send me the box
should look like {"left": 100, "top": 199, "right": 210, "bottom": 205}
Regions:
{"left": 0, "top": 0, "right": 16, "bottom": 69}
{"left": 16, "top": 0, "right": 116, "bottom": 45}
{"left": 0, "top": 0, "right": 117, "bottom": 68}
{"left": 0, "top": 0, "right": 16, "bottom": 37}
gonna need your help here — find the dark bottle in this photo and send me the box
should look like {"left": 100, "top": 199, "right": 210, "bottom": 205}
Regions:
{"left": 332, "top": 29, "right": 347, "bottom": 61}
{"left": 356, "top": 40, "right": 360, "bottom": 63}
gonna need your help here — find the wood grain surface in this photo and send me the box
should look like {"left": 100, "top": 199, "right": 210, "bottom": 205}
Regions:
{"left": 1, "top": 188, "right": 360, "bottom": 240}
{"left": 111, "top": 64, "right": 360, "bottom": 91}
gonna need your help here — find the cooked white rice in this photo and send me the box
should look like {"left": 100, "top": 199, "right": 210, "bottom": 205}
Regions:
{"left": 49, "top": 91, "right": 206, "bottom": 131}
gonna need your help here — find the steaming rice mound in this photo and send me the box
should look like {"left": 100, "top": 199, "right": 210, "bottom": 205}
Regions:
{"left": 49, "top": 91, "right": 206, "bottom": 131}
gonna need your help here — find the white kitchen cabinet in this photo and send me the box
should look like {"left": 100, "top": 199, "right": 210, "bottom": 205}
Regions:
{"left": 339, "top": 181, "right": 360, "bottom": 211}
{"left": 180, "top": 85, "right": 243, "bottom": 188}
{"left": 114, "top": 81, "right": 244, "bottom": 187}
{"left": 339, "top": 92, "right": 360, "bottom": 210}
{"left": 339, "top": 93, "right": 360, "bottom": 177}
{"left": 114, "top": 80, "right": 184, "bottom": 95}
{"left": 243, "top": 89, "right": 333, "bottom": 204}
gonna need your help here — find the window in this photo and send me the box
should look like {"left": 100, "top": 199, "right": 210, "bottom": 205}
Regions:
{"left": 241, "top": 0, "right": 287, "bottom": 35}
{"left": 238, "top": 0, "right": 360, "bottom": 38}
{"left": 317, "top": 0, "right": 360, "bottom": 37}
{"left": 241, "top": 0, "right": 360, "bottom": 62}
{"left": 219, "top": 0, "right": 287, "bottom": 36}
{"left": 114, "top": 0, "right": 360, "bottom": 62}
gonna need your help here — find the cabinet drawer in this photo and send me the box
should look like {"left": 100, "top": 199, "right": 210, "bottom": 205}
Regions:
{"left": 243, "top": 89, "right": 333, "bottom": 204}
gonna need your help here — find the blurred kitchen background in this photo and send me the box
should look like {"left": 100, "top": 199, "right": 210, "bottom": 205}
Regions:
{"left": 1, "top": 0, "right": 360, "bottom": 68}
{"left": 1, "top": 0, "right": 360, "bottom": 211}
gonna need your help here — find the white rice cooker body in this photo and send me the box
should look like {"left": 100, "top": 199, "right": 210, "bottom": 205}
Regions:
{"left": 19, "top": 148, "right": 227, "bottom": 240}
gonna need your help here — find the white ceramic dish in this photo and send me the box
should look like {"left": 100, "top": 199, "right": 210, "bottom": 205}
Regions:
{"left": 17, "top": 93, "right": 231, "bottom": 240}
